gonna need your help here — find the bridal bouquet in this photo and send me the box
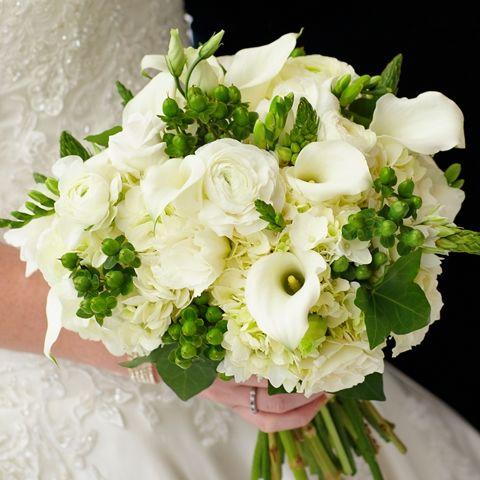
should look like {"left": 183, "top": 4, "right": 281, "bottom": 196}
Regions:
{"left": 2, "top": 29, "right": 476, "bottom": 479}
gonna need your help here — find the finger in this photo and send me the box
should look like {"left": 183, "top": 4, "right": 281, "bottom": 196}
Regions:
{"left": 233, "top": 396, "right": 326, "bottom": 433}
{"left": 239, "top": 376, "right": 269, "bottom": 388}
{"left": 256, "top": 391, "right": 325, "bottom": 414}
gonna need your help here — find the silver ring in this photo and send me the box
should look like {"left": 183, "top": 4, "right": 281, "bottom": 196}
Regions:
{"left": 249, "top": 387, "right": 259, "bottom": 414}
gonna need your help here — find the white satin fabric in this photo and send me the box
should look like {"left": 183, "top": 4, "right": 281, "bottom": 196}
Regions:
{"left": 1, "top": 1, "right": 480, "bottom": 479}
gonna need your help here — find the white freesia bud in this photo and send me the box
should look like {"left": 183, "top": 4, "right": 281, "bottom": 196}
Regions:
{"left": 141, "top": 155, "right": 205, "bottom": 220}
{"left": 370, "top": 92, "right": 465, "bottom": 155}
{"left": 166, "top": 28, "right": 186, "bottom": 77}
{"left": 245, "top": 250, "right": 326, "bottom": 350}
{"left": 286, "top": 140, "right": 371, "bottom": 202}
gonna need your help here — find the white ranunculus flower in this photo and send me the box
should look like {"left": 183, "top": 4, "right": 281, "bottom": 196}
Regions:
{"left": 245, "top": 250, "right": 327, "bottom": 350}
{"left": 285, "top": 140, "right": 371, "bottom": 203}
{"left": 370, "top": 92, "right": 465, "bottom": 155}
{"left": 151, "top": 216, "right": 230, "bottom": 296}
{"left": 53, "top": 152, "right": 122, "bottom": 248}
{"left": 194, "top": 138, "right": 284, "bottom": 237}
{"left": 141, "top": 155, "right": 205, "bottom": 220}
{"left": 288, "top": 212, "right": 328, "bottom": 251}
{"left": 224, "top": 33, "right": 297, "bottom": 106}
{"left": 109, "top": 112, "right": 167, "bottom": 176}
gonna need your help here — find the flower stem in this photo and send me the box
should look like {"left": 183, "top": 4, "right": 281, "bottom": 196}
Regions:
{"left": 268, "top": 433, "right": 282, "bottom": 480}
{"left": 329, "top": 401, "right": 357, "bottom": 475}
{"left": 261, "top": 432, "right": 271, "bottom": 480}
{"left": 251, "top": 431, "right": 264, "bottom": 480}
{"left": 278, "top": 431, "right": 308, "bottom": 480}
{"left": 320, "top": 405, "right": 354, "bottom": 475}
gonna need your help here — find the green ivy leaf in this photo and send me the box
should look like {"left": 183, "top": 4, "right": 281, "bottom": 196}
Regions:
{"left": 85, "top": 126, "right": 122, "bottom": 147}
{"left": 337, "top": 373, "right": 385, "bottom": 401}
{"left": 355, "top": 250, "right": 431, "bottom": 349}
{"left": 60, "top": 131, "right": 91, "bottom": 161}
{"left": 255, "top": 199, "right": 285, "bottom": 232}
{"left": 116, "top": 81, "right": 134, "bottom": 106}
{"left": 153, "top": 344, "right": 218, "bottom": 401}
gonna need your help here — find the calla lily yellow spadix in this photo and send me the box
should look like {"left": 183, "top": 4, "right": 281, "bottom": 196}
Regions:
{"left": 245, "top": 250, "right": 327, "bottom": 350}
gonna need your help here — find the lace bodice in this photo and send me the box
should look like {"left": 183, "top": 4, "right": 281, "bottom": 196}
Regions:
{"left": 0, "top": 0, "right": 187, "bottom": 217}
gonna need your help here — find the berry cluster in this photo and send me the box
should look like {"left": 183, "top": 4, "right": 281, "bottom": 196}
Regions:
{"left": 160, "top": 84, "right": 258, "bottom": 158}
{"left": 60, "top": 236, "right": 141, "bottom": 325}
{"left": 162, "top": 292, "right": 227, "bottom": 369}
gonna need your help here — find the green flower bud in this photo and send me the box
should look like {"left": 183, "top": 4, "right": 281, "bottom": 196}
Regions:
{"left": 397, "top": 241, "right": 412, "bottom": 256}
{"left": 216, "top": 319, "right": 228, "bottom": 333}
{"left": 131, "top": 257, "right": 141, "bottom": 268}
{"left": 204, "top": 132, "right": 216, "bottom": 143}
{"left": 381, "top": 185, "right": 394, "bottom": 197}
{"left": 248, "top": 111, "right": 259, "bottom": 127}
{"left": 213, "top": 85, "right": 230, "bottom": 102}
{"left": 101, "top": 238, "right": 121, "bottom": 256}
{"left": 339, "top": 78, "right": 364, "bottom": 107}
{"left": 232, "top": 106, "right": 250, "bottom": 127}
{"left": 198, "top": 30, "right": 224, "bottom": 59}
{"left": 379, "top": 219, "right": 397, "bottom": 237}
{"left": 409, "top": 195, "right": 423, "bottom": 210}
{"left": 206, "top": 327, "right": 223, "bottom": 345}
{"left": 355, "top": 265, "right": 372, "bottom": 281}
{"left": 342, "top": 224, "right": 357, "bottom": 241}
{"left": 181, "top": 306, "right": 198, "bottom": 322}
{"left": 73, "top": 275, "right": 91, "bottom": 293}
{"left": 90, "top": 296, "right": 107, "bottom": 314}
{"left": 451, "top": 179, "right": 464, "bottom": 189}
{"left": 372, "top": 251, "right": 388, "bottom": 269}
{"left": 332, "top": 256, "right": 349, "bottom": 273}
{"left": 378, "top": 167, "right": 397, "bottom": 186}
{"left": 119, "top": 248, "right": 136, "bottom": 265}
{"left": 291, "top": 153, "right": 298, "bottom": 164}
{"left": 290, "top": 142, "right": 301, "bottom": 153}
{"left": 357, "top": 228, "right": 372, "bottom": 241}
{"left": 180, "top": 343, "right": 197, "bottom": 359}
{"left": 171, "top": 135, "right": 189, "bottom": 155}
{"left": 162, "top": 98, "right": 179, "bottom": 117}
{"left": 106, "top": 296, "right": 117, "bottom": 309}
{"left": 388, "top": 200, "right": 409, "bottom": 221}
{"left": 367, "top": 75, "right": 381, "bottom": 88}
{"left": 166, "top": 28, "right": 186, "bottom": 77}
{"left": 404, "top": 229, "right": 425, "bottom": 248}
{"left": 193, "top": 291, "right": 210, "bottom": 306}
{"left": 182, "top": 319, "right": 198, "bottom": 337}
{"left": 332, "top": 74, "right": 351, "bottom": 97}
{"left": 189, "top": 93, "right": 208, "bottom": 112}
{"left": 340, "top": 265, "right": 357, "bottom": 281}
{"left": 205, "top": 306, "right": 223, "bottom": 324}
{"left": 276, "top": 146, "right": 292, "bottom": 164}
{"left": 61, "top": 252, "right": 79, "bottom": 270}
{"left": 228, "top": 86, "right": 241, "bottom": 104}
{"left": 380, "top": 235, "right": 396, "bottom": 248}
{"left": 444, "top": 163, "right": 461, "bottom": 185}
{"left": 212, "top": 102, "right": 228, "bottom": 119}
{"left": 264, "top": 111, "right": 276, "bottom": 132}
{"left": 162, "top": 332, "right": 175, "bottom": 345}
{"left": 253, "top": 120, "right": 267, "bottom": 149}
{"left": 168, "top": 322, "right": 182, "bottom": 340}
{"left": 232, "top": 125, "right": 250, "bottom": 141}
{"left": 398, "top": 179, "right": 415, "bottom": 198}
{"left": 206, "top": 345, "right": 225, "bottom": 362}
{"left": 105, "top": 270, "right": 124, "bottom": 289}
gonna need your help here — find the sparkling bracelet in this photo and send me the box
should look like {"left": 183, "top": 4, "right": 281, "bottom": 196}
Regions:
{"left": 126, "top": 356, "right": 158, "bottom": 384}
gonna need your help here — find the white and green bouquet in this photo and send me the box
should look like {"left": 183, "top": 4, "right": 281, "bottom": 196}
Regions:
{"left": 2, "top": 29, "right": 477, "bottom": 480}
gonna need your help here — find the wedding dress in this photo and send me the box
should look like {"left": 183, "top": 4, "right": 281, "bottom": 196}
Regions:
{"left": 1, "top": 1, "right": 480, "bottom": 479}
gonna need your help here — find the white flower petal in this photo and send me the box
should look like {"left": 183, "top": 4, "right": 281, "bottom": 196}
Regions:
{"left": 141, "top": 54, "right": 168, "bottom": 72}
{"left": 289, "top": 213, "right": 328, "bottom": 250}
{"left": 44, "top": 288, "right": 63, "bottom": 361}
{"left": 370, "top": 92, "right": 465, "bottom": 155}
{"left": 246, "top": 250, "right": 326, "bottom": 350}
{"left": 286, "top": 140, "right": 371, "bottom": 202}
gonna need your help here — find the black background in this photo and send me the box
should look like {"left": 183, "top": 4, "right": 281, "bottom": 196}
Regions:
{"left": 186, "top": 2, "right": 480, "bottom": 430}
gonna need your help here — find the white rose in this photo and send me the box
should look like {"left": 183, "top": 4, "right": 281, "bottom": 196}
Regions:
{"left": 109, "top": 112, "right": 167, "bottom": 176}
{"left": 151, "top": 216, "right": 230, "bottom": 296}
{"left": 195, "top": 138, "right": 284, "bottom": 237}
{"left": 53, "top": 152, "right": 122, "bottom": 247}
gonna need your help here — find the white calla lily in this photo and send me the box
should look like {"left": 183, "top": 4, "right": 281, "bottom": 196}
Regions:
{"left": 225, "top": 33, "right": 297, "bottom": 105}
{"left": 286, "top": 140, "right": 371, "bottom": 202}
{"left": 370, "top": 92, "right": 465, "bottom": 154}
{"left": 141, "top": 155, "right": 205, "bottom": 220}
{"left": 246, "top": 250, "right": 326, "bottom": 350}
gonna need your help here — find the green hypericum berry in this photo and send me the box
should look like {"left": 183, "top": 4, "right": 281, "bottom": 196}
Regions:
{"left": 181, "top": 306, "right": 198, "bottom": 322}
{"left": 379, "top": 167, "right": 397, "bottom": 186}
{"left": 216, "top": 319, "right": 228, "bottom": 333}
{"left": 342, "top": 224, "right": 357, "bottom": 240}
{"left": 340, "top": 265, "right": 356, "bottom": 281}
{"left": 231, "top": 124, "right": 250, "bottom": 140}
{"left": 248, "top": 111, "right": 259, "bottom": 127}
{"left": 193, "top": 291, "right": 210, "bottom": 306}
{"left": 105, "top": 270, "right": 124, "bottom": 289}
{"left": 172, "top": 135, "right": 189, "bottom": 155}
{"left": 182, "top": 319, "right": 198, "bottom": 337}
{"left": 379, "top": 219, "right": 398, "bottom": 237}
{"left": 355, "top": 265, "right": 372, "bottom": 281}
{"left": 206, "top": 328, "right": 223, "bottom": 345}
{"left": 332, "top": 256, "right": 349, "bottom": 273}
{"left": 162, "top": 98, "right": 179, "bottom": 117}
{"left": 205, "top": 306, "right": 223, "bottom": 323}
{"left": 213, "top": 85, "right": 230, "bottom": 103}
{"left": 409, "top": 195, "right": 423, "bottom": 210}
{"left": 357, "top": 228, "right": 372, "bottom": 241}
{"left": 189, "top": 94, "right": 208, "bottom": 112}
{"left": 207, "top": 346, "right": 225, "bottom": 361}
{"left": 397, "top": 241, "right": 412, "bottom": 256}
{"left": 180, "top": 343, "right": 197, "bottom": 359}
{"left": 388, "top": 200, "right": 409, "bottom": 221}
{"left": 232, "top": 106, "right": 250, "bottom": 127}
{"left": 228, "top": 86, "right": 241, "bottom": 103}
{"left": 398, "top": 179, "right": 415, "bottom": 198}
{"left": 204, "top": 132, "right": 216, "bottom": 143}
{"left": 61, "top": 252, "right": 79, "bottom": 270}
{"left": 212, "top": 102, "right": 228, "bottom": 119}
{"left": 404, "top": 229, "right": 425, "bottom": 248}
{"left": 380, "top": 235, "right": 396, "bottom": 248}
{"left": 119, "top": 248, "right": 136, "bottom": 265}
{"left": 162, "top": 332, "right": 175, "bottom": 344}
{"left": 90, "top": 296, "right": 107, "bottom": 314}
{"left": 131, "top": 257, "right": 141, "bottom": 268}
{"left": 168, "top": 322, "right": 182, "bottom": 340}
{"left": 372, "top": 251, "right": 388, "bottom": 269}
{"left": 106, "top": 296, "right": 117, "bottom": 309}
{"left": 101, "top": 238, "right": 121, "bottom": 256}
{"left": 73, "top": 275, "right": 91, "bottom": 293}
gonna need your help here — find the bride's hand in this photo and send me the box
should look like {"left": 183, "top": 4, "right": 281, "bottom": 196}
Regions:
{"left": 199, "top": 377, "right": 327, "bottom": 433}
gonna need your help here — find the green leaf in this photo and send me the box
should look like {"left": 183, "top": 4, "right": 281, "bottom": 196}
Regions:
{"left": 154, "top": 344, "right": 218, "bottom": 401}
{"left": 355, "top": 250, "right": 431, "bottom": 349}
{"left": 60, "top": 131, "right": 91, "bottom": 161}
{"left": 116, "top": 81, "right": 134, "bottom": 106}
{"left": 378, "top": 53, "right": 403, "bottom": 94}
{"left": 337, "top": 373, "right": 385, "bottom": 401}
{"left": 289, "top": 96, "right": 319, "bottom": 145}
{"left": 267, "top": 382, "right": 289, "bottom": 396}
{"left": 85, "top": 126, "right": 122, "bottom": 147}
{"left": 119, "top": 356, "right": 150, "bottom": 368}
{"left": 33, "top": 172, "right": 48, "bottom": 183}
{"left": 255, "top": 199, "right": 285, "bottom": 232}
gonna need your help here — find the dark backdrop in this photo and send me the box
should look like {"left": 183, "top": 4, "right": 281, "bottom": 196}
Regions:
{"left": 186, "top": 1, "right": 480, "bottom": 430}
